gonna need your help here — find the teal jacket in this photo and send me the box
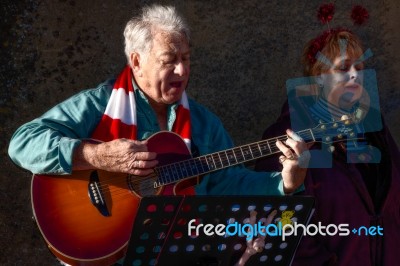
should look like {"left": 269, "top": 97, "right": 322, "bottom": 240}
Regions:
{"left": 8, "top": 79, "right": 286, "bottom": 195}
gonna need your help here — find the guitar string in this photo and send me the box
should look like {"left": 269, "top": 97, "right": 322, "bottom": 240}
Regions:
{"left": 95, "top": 120, "right": 358, "bottom": 195}
{"left": 96, "top": 130, "right": 319, "bottom": 198}
{"left": 98, "top": 130, "right": 319, "bottom": 196}
{"left": 91, "top": 134, "right": 293, "bottom": 198}
{"left": 96, "top": 126, "right": 348, "bottom": 198}
{"left": 88, "top": 120, "right": 356, "bottom": 198}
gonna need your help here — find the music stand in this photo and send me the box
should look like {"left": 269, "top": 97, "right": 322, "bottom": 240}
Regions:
{"left": 123, "top": 195, "right": 314, "bottom": 266}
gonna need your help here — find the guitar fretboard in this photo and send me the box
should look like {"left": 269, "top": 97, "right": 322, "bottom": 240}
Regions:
{"left": 153, "top": 129, "right": 314, "bottom": 188}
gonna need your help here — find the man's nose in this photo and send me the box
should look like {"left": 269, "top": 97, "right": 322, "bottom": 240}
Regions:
{"left": 174, "top": 61, "right": 187, "bottom": 76}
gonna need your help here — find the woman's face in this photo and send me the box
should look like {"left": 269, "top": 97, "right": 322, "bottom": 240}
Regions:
{"left": 319, "top": 53, "right": 364, "bottom": 109}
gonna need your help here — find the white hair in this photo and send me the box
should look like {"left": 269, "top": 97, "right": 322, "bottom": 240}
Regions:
{"left": 123, "top": 4, "right": 191, "bottom": 66}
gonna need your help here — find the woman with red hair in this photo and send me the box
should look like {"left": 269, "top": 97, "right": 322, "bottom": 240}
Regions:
{"left": 256, "top": 29, "right": 400, "bottom": 265}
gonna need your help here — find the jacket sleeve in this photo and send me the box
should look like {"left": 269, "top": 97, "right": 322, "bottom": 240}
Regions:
{"left": 8, "top": 81, "right": 112, "bottom": 175}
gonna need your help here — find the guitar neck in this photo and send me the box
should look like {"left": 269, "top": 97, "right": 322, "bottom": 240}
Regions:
{"left": 154, "top": 128, "right": 315, "bottom": 187}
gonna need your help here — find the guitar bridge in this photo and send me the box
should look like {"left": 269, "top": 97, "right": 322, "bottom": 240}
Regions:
{"left": 88, "top": 170, "right": 110, "bottom": 217}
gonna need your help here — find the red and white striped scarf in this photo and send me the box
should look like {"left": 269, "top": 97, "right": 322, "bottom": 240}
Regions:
{"left": 91, "top": 66, "right": 191, "bottom": 148}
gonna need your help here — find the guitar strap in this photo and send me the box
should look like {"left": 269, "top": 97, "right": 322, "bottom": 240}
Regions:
{"left": 91, "top": 65, "right": 192, "bottom": 149}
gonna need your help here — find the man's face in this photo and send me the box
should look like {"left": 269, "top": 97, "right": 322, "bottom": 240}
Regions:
{"left": 137, "top": 30, "right": 190, "bottom": 107}
{"left": 320, "top": 53, "right": 364, "bottom": 109}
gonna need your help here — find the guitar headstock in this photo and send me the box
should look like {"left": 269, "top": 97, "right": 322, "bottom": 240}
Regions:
{"left": 310, "top": 115, "right": 364, "bottom": 144}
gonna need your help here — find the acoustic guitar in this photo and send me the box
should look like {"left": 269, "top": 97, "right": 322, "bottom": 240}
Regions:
{"left": 31, "top": 117, "right": 361, "bottom": 265}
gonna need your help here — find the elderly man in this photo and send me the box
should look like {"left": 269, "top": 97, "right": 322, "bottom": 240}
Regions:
{"left": 9, "top": 4, "right": 307, "bottom": 195}
{"left": 8, "top": 4, "right": 308, "bottom": 265}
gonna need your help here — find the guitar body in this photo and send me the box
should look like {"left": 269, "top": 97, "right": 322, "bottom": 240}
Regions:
{"left": 31, "top": 131, "right": 194, "bottom": 266}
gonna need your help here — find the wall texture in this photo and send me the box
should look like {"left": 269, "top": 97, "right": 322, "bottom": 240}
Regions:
{"left": 1, "top": 0, "right": 399, "bottom": 265}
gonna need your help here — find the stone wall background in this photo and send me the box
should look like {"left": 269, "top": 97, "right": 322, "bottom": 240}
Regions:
{"left": 1, "top": 0, "right": 399, "bottom": 265}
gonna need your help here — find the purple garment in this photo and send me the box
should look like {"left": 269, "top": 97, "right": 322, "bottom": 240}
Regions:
{"left": 255, "top": 101, "right": 400, "bottom": 266}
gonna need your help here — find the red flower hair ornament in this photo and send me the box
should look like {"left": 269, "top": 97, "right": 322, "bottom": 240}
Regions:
{"left": 351, "top": 5, "right": 369, "bottom": 25}
{"left": 317, "top": 3, "right": 335, "bottom": 24}
{"left": 307, "top": 4, "right": 369, "bottom": 64}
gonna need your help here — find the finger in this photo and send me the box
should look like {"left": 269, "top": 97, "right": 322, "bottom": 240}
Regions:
{"left": 133, "top": 151, "right": 158, "bottom": 161}
{"left": 276, "top": 140, "right": 295, "bottom": 158}
{"left": 286, "top": 129, "right": 303, "bottom": 142}
{"left": 257, "top": 209, "right": 278, "bottom": 241}
{"left": 285, "top": 138, "right": 303, "bottom": 156}
{"left": 258, "top": 210, "right": 277, "bottom": 226}
{"left": 130, "top": 168, "right": 154, "bottom": 176}
{"left": 266, "top": 209, "right": 277, "bottom": 225}
{"left": 285, "top": 130, "right": 310, "bottom": 166}
{"left": 253, "top": 238, "right": 265, "bottom": 252}
{"left": 285, "top": 130, "right": 307, "bottom": 156}
{"left": 134, "top": 159, "right": 158, "bottom": 169}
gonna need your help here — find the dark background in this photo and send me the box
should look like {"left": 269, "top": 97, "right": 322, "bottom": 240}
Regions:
{"left": 1, "top": 0, "right": 399, "bottom": 265}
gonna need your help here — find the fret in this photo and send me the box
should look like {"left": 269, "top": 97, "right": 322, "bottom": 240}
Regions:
{"left": 249, "top": 143, "right": 261, "bottom": 158}
{"left": 163, "top": 165, "right": 173, "bottom": 184}
{"left": 267, "top": 139, "right": 273, "bottom": 154}
{"left": 225, "top": 150, "right": 237, "bottom": 165}
{"left": 308, "top": 129, "right": 316, "bottom": 142}
{"left": 170, "top": 164, "right": 180, "bottom": 182}
{"left": 217, "top": 152, "right": 225, "bottom": 167}
{"left": 179, "top": 160, "right": 189, "bottom": 179}
{"left": 192, "top": 157, "right": 205, "bottom": 175}
{"left": 200, "top": 156, "right": 210, "bottom": 173}
{"left": 255, "top": 143, "right": 263, "bottom": 157}
{"left": 194, "top": 158, "right": 203, "bottom": 175}
{"left": 233, "top": 147, "right": 245, "bottom": 162}
{"left": 176, "top": 164, "right": 184, "bottom": 181}
{"left": 257, "top": 143, "right": 264, "bottom": 155}
{"left": 258, "top": 142, "right": 270, "bottom": 155}
{"left": 212, "top": 153, "right": 223, "bottom": 169}
{"left": 240, "top": 146, "right": 253, "bottom": 161}
{"left": 185, "top": 159, "right": 196, "bottom": 177}
{"left": 248, "top": 145, "right": 255, "bottom": 158}
{"left": 219, "top": 151, "right": 229, "bottom": 167}
{"left": 205, "top": 155, "right": 216, "bottom": 170}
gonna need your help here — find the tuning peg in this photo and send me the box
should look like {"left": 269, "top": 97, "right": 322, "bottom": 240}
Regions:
{"left": 327, "top": 146, "right": 335, "bottom": 153}
{"left": 332, "top": 123, "right": 338, "bottom": 128}
{"left": 354, "top": 107, "right": 364, "bottom": 122}
{"left": 358, "top": 153, "right": 367, "bottom": 162}
{"left": 338, "top": 134, "right": 343, "bottom": 139}
{"left": 325, "top": 136, "right": 331, "bottom": 142}
{"left": 341, "top": 115, "right": 351, "bottom": 125}
{"left": 321, "top": 124, "right": 326, "bottom": 130}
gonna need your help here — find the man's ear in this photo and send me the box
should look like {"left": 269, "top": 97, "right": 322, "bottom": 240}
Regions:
{"left": 130, "top": 53, "right": 142, "bottom": 76}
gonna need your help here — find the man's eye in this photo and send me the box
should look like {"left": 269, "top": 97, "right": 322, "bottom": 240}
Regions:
{"left": 162, "top": 59, "right": 175, "bottom": 65}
